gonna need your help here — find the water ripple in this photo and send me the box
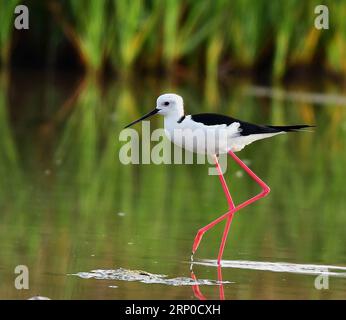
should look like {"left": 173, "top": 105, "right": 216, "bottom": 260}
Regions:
{"left": 71, "top": 267, "right": 231, "bottom": 286}
{"left": 193, "top": 260, "right": 346, "bottom": 278}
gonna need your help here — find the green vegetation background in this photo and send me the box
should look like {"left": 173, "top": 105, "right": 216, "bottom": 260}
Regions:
{"left": 1, "top": 1, "right": 345, "bottom": 79}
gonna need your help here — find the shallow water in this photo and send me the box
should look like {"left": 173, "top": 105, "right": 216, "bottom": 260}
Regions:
{"left": 0, "top": 71, "right": 346, "bottom": 299}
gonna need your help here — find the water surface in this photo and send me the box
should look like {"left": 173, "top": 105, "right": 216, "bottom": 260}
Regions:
{"left": 0, "top": 72, "right": 345, "bottom": 299}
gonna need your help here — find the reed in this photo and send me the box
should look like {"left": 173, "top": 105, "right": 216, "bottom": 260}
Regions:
{"left": 1, "top": 1, "right": 346, "bottom": 80}
{"left": 109, "top": 0, "right": 160, "bottom": 73}
{"left": 325, "top": 0, "right": 346, "bottom": 74}
{"left": 0, "top": 0, "right": 19, "bottom": 66}
{"left": 48, "top": 0, "right": 110, "bottom": 71}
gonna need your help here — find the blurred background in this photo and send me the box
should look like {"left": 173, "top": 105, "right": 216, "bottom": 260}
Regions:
{"left": 0, "top": 0, "right": 345, "bottom": 299}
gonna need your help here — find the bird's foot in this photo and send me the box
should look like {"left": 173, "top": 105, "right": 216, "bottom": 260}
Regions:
{"left": 192, "top": 231, "right": 204, "bottom": 253}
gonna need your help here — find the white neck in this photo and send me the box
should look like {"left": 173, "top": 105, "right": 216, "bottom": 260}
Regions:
{"left": 165, "top": 110, "right": 184, "bottom": 121}
{"left": 163, "top": 112, "right": 184, "bottom": 131}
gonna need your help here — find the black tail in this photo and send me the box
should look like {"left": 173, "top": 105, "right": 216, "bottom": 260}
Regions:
{"left": 267, "top": 124, "right": 315, "bottom": 132}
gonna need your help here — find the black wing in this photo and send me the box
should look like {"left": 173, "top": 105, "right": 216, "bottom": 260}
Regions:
{"left": 191, "top": 113, "right": 313, "bottom": 135}
{"left": 190, "top": 113, "right": 281, "bottom": 136}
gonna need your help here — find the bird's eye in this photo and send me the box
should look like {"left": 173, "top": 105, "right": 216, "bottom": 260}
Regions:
{"left": 164, "top": 101, "right": 169, "bottom": 106}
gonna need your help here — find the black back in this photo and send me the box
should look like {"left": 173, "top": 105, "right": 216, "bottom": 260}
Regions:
{"left": 190, "top": 113, "right": 280, "bottom": 136}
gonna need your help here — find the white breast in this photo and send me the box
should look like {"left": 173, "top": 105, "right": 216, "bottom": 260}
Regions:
{"left": 164, "top": 115, "right": 244, "bottom": 154}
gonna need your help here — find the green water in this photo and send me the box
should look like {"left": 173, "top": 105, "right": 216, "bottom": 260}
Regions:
{"left": 0, "top": 72, "right": 346, "bottom": 299}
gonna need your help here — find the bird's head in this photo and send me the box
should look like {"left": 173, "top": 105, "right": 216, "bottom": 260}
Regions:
{"left": 155, "top": 93, "right": 184, "bottom": 116}
{"left": 124, "top": 93, "right": 184, "bottom": 128}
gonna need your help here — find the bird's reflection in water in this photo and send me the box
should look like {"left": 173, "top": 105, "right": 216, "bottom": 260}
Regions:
{"left": 190, "top": 264, "right": 225, "bottom": 300}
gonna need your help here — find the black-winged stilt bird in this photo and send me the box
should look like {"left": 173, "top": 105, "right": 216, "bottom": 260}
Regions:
{"left": 125, "top": 93, "right": 313, "bottom": 265}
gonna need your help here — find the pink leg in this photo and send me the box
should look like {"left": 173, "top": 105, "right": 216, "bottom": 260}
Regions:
{"left": 214, "top": 155, "right": 236, "bottom": 264}
{"left": 214, "top": 155, "right": 236, "bottom": 210}
{"left": 217, "top": 213, "right": 234, "bottom": 264}
{"left": 191, "top": 151, "right": 270, "bottom": 263}
{"left": 192, "top": 155, "right": 235, "bottom": 254}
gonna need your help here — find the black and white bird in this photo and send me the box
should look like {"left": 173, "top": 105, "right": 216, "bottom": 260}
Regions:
{"left": 125, "top": 93, "right": 313, "bottom": 264}
{"left": 125, "top": 93, "right": 311, "bottom": 154}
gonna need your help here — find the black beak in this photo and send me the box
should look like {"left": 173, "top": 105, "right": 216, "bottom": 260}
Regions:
{"left": 124, "top": 108, "right": 159, "bottom": 128}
